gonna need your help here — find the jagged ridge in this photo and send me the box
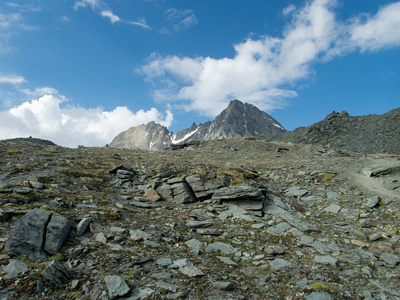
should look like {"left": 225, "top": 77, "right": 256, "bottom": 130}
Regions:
{"left": 109, "top": 99, "right": 286, "bottom": 151}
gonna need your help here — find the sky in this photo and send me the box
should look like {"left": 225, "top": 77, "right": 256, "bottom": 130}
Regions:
{"left": 0, "top": 0, "right": 399, "bottom": 147}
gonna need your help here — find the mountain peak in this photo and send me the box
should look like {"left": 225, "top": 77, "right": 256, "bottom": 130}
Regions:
{"left": 110, "top": 99, "right": 286, "bottom": 150}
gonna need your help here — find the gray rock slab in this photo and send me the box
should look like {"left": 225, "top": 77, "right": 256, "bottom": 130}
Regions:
{"left": 95, "top": 232, "right": 107, "bottom": 244}
{"left": 221, "top": 198, "right": 264, "bottom": 211}
{"left": 130, "top": 288, "right": 155, "bottom": 300}
{"left": 157, "top": 281, "right": 178, "bottom": 293}
{"left": 185, "top": 220, "right": 214, "bottom": 228}
{"left": 324, "top": 204, "right": 341, "bottom": 214}
{"left": 251, "top": 223, "right": 265, "bottom": 229}
{"left": 45, "top": 212, "right": 71, "bottom": 255}
{"left": 173, "top": 258, "right": 204, "bottom": 277}
{"left": 41, "top": 259, "right": 70, "bottom": 286}
{"left": 216, "top": 256, "right": 238, "bottom": 266}
{"left": 366, "top": 196, "right": 380, "bottom": 208}
{"left": 212, "top": 281, "right": 232, "bottom": 290}
{"left": 267, "top": 222, "right": 291, "bottom": 235}
{"left": 212, "top": 184, "right": 262, "bottom": 201}
{"left": 76, "top": 217, "right": 91, "bottom": 236}
{"left": 314, "top": 255, "right": 339, "bottom": 267}
{"left": 206, "top": 242, "right": 237, "bottom": 254}
{"left": 3, "top": 259, "right": 28, "bottom": 279}
{"left": 170, "top": 182, "right": 197, "bottom": 204}
{"left": 129, "top": 229, "right": 151, "bottom": 241}
{"left": 185, "top": 238, "right": 202, "bottom": 255}
{"left": 311, "top": 241, "right": 331, "bottom": 255}
{"left": 185, "top": 174, "right": 210, "bottom": 201}
{"left": 156, "top": 184, "right": 173, "bottom": 201}
{"left": 156, "top": 258, "right": 173, "bottom": 267}
{"left": 380, "top": 252, "right": 400, "bottom": 267}
{"left": 269, "top": 258, "right": 292, "bottom": 271}
{"left": 264, "top": 245, "right": 286, "bottom": 255}
{"left": 227, "top": 205, "right": 255, "bottom": 221}
{"left": 369, "top": 232, "right": 383, "bottom": 241}
{"left": 196, "top": 228, "right": 223, "bottom": 236}
{"left": 264, "top": 203, "right": 318, "bottom": 233}
{"left": 306, "top": 292, "right": 333, "bottom": 300}
{"left": 6, "top": 208, "right": 52, "bottom": 260}
{"left": 104, "top": 275, "right": 130, "bottom": 299}
{"left": 326, "top": 191, "right": 340, "bottom": 201}
{"left": 285, "top": 186, "right": 309, "bottom": 197}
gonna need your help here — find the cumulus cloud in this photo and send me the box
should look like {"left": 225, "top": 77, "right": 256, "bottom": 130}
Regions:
{"left": 139, "top": 0, "right": 400, "bottom": 117}
{"left": 349, "top": 2, "right": 400, "bottom": 52}
{"left": 0, "top": 94, "right": 173, "bottom": 147}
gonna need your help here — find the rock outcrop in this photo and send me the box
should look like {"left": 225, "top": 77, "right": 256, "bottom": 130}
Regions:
{"left": 268, "top": 107, "right": 400, "bottom": 155}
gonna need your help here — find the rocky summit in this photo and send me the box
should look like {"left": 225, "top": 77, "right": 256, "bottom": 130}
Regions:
{"left": 267, "top": 108, "right": 400, "bottom": 155}
{"left": 1, "top": 137, "right": 400, "bottom": 299}
{"left": 109, "top": 100, "right": 285, "bottom": 151}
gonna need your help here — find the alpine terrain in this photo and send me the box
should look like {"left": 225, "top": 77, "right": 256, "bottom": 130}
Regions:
{"left": 109, "top": 100, "right": 286, "bottom": 150}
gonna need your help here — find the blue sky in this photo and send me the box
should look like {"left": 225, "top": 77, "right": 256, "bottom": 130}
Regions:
{"left": 0, "top": 0, "right": 399, "bottom": 147}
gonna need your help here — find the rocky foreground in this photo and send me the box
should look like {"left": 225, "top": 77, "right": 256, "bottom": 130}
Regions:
{"left": 1, "top": 137, "right": 400, "bottom": 299}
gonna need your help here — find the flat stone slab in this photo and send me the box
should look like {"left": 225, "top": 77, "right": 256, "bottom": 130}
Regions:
{"left": 173, "top": 259, "right": 204, "bottom": 277}
{"left": 270, "top": 258, "right": 292, "bottom": 271}
{"left": 212, "top": 184, "right": 264, "bottom": 210}
{"left": 3, "top": 259, "right": 28, "bottom": 279}
{"left": 104, "top": 275, "right": 130, "bottom": 299}
{"left": 314, "top": 255, "right": 339, "bottom": 267}
{"left": 185, "top": 220, "right": 214, "bottom": 228}
{"left": 206, "top": 242, "right": 237, "bottom": 254}
{"left": 380, "top": 252, "right": 400, "bottom": 267}
{"left": 324, "top": 204, "right": 342, "bottom": 214}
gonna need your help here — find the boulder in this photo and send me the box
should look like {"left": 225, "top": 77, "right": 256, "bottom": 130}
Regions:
{"left": 6, "top": 209, "right": 52, "bottom": 260}
{"left": 45, "top": 213, "right": 71, "bottom": 255}
{"left": 6, "top": 209, "right": 71, "bottom": 260}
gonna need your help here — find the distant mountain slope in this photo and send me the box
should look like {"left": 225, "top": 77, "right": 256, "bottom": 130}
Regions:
{"left": 267, "top": 108, "right": 400, "bottom": 155}
{"left": 109, "top": 121, "right": 172, "bottom": 151}
{"left": 109, "top": 99, "right": 286, "bottom": 151}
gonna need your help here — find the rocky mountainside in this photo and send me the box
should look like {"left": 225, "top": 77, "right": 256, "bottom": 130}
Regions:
{"left": 267, "top": 108, "right": 400, "bottom": 155}
{"left": 108, "top": 122, "right": 172, "bottom": 151}
{"left": 1, "top": 137, "right": 400, "bottom": 299}
{"left": 109, "top": 100, "right": 285, "bottom": 151}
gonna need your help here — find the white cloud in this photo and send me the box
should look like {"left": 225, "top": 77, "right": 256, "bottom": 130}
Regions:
{"left": 139, "top": 0, "right": 400, "bottom": 117}
{"left": 0, "top": 8, "right": 38, "bottom": 55}
{"left": 74, "top": 0, "right": 100, "bottom": 11}
{"left": 282, "top": 4, "right": 296, "bottom": 16}
{"left": 5, "top": 2, "right": 41, "bottom": 12}
{"left": 60, "top": 15, "right": 71, "bottom": 22}
{"left": 162, "top": 8, "right": 198, "bottom": 34}
{"left": 349, "top": 2, "right": 400, "bottom": 52}
{"left": 127, "top": 17, "right": 151, "bottom": 30}
{"left": 20, "top": 86, "right": 59, "bottom": 97}
{"left": 0, "top": 94, "right": 173, "bottom": 147}
{"left": 101, "top": 10, "right": 120, "bottom": 24}
{"left": 0, "top": 74, "right": 25, "bottom": 84}
{"left": 74, "top": 0, "right": 151, "bottom": 29}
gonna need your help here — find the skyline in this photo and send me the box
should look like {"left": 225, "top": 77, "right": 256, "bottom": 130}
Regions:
{"left": 0, "top": 0, "right": 399, "bottom": 147}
